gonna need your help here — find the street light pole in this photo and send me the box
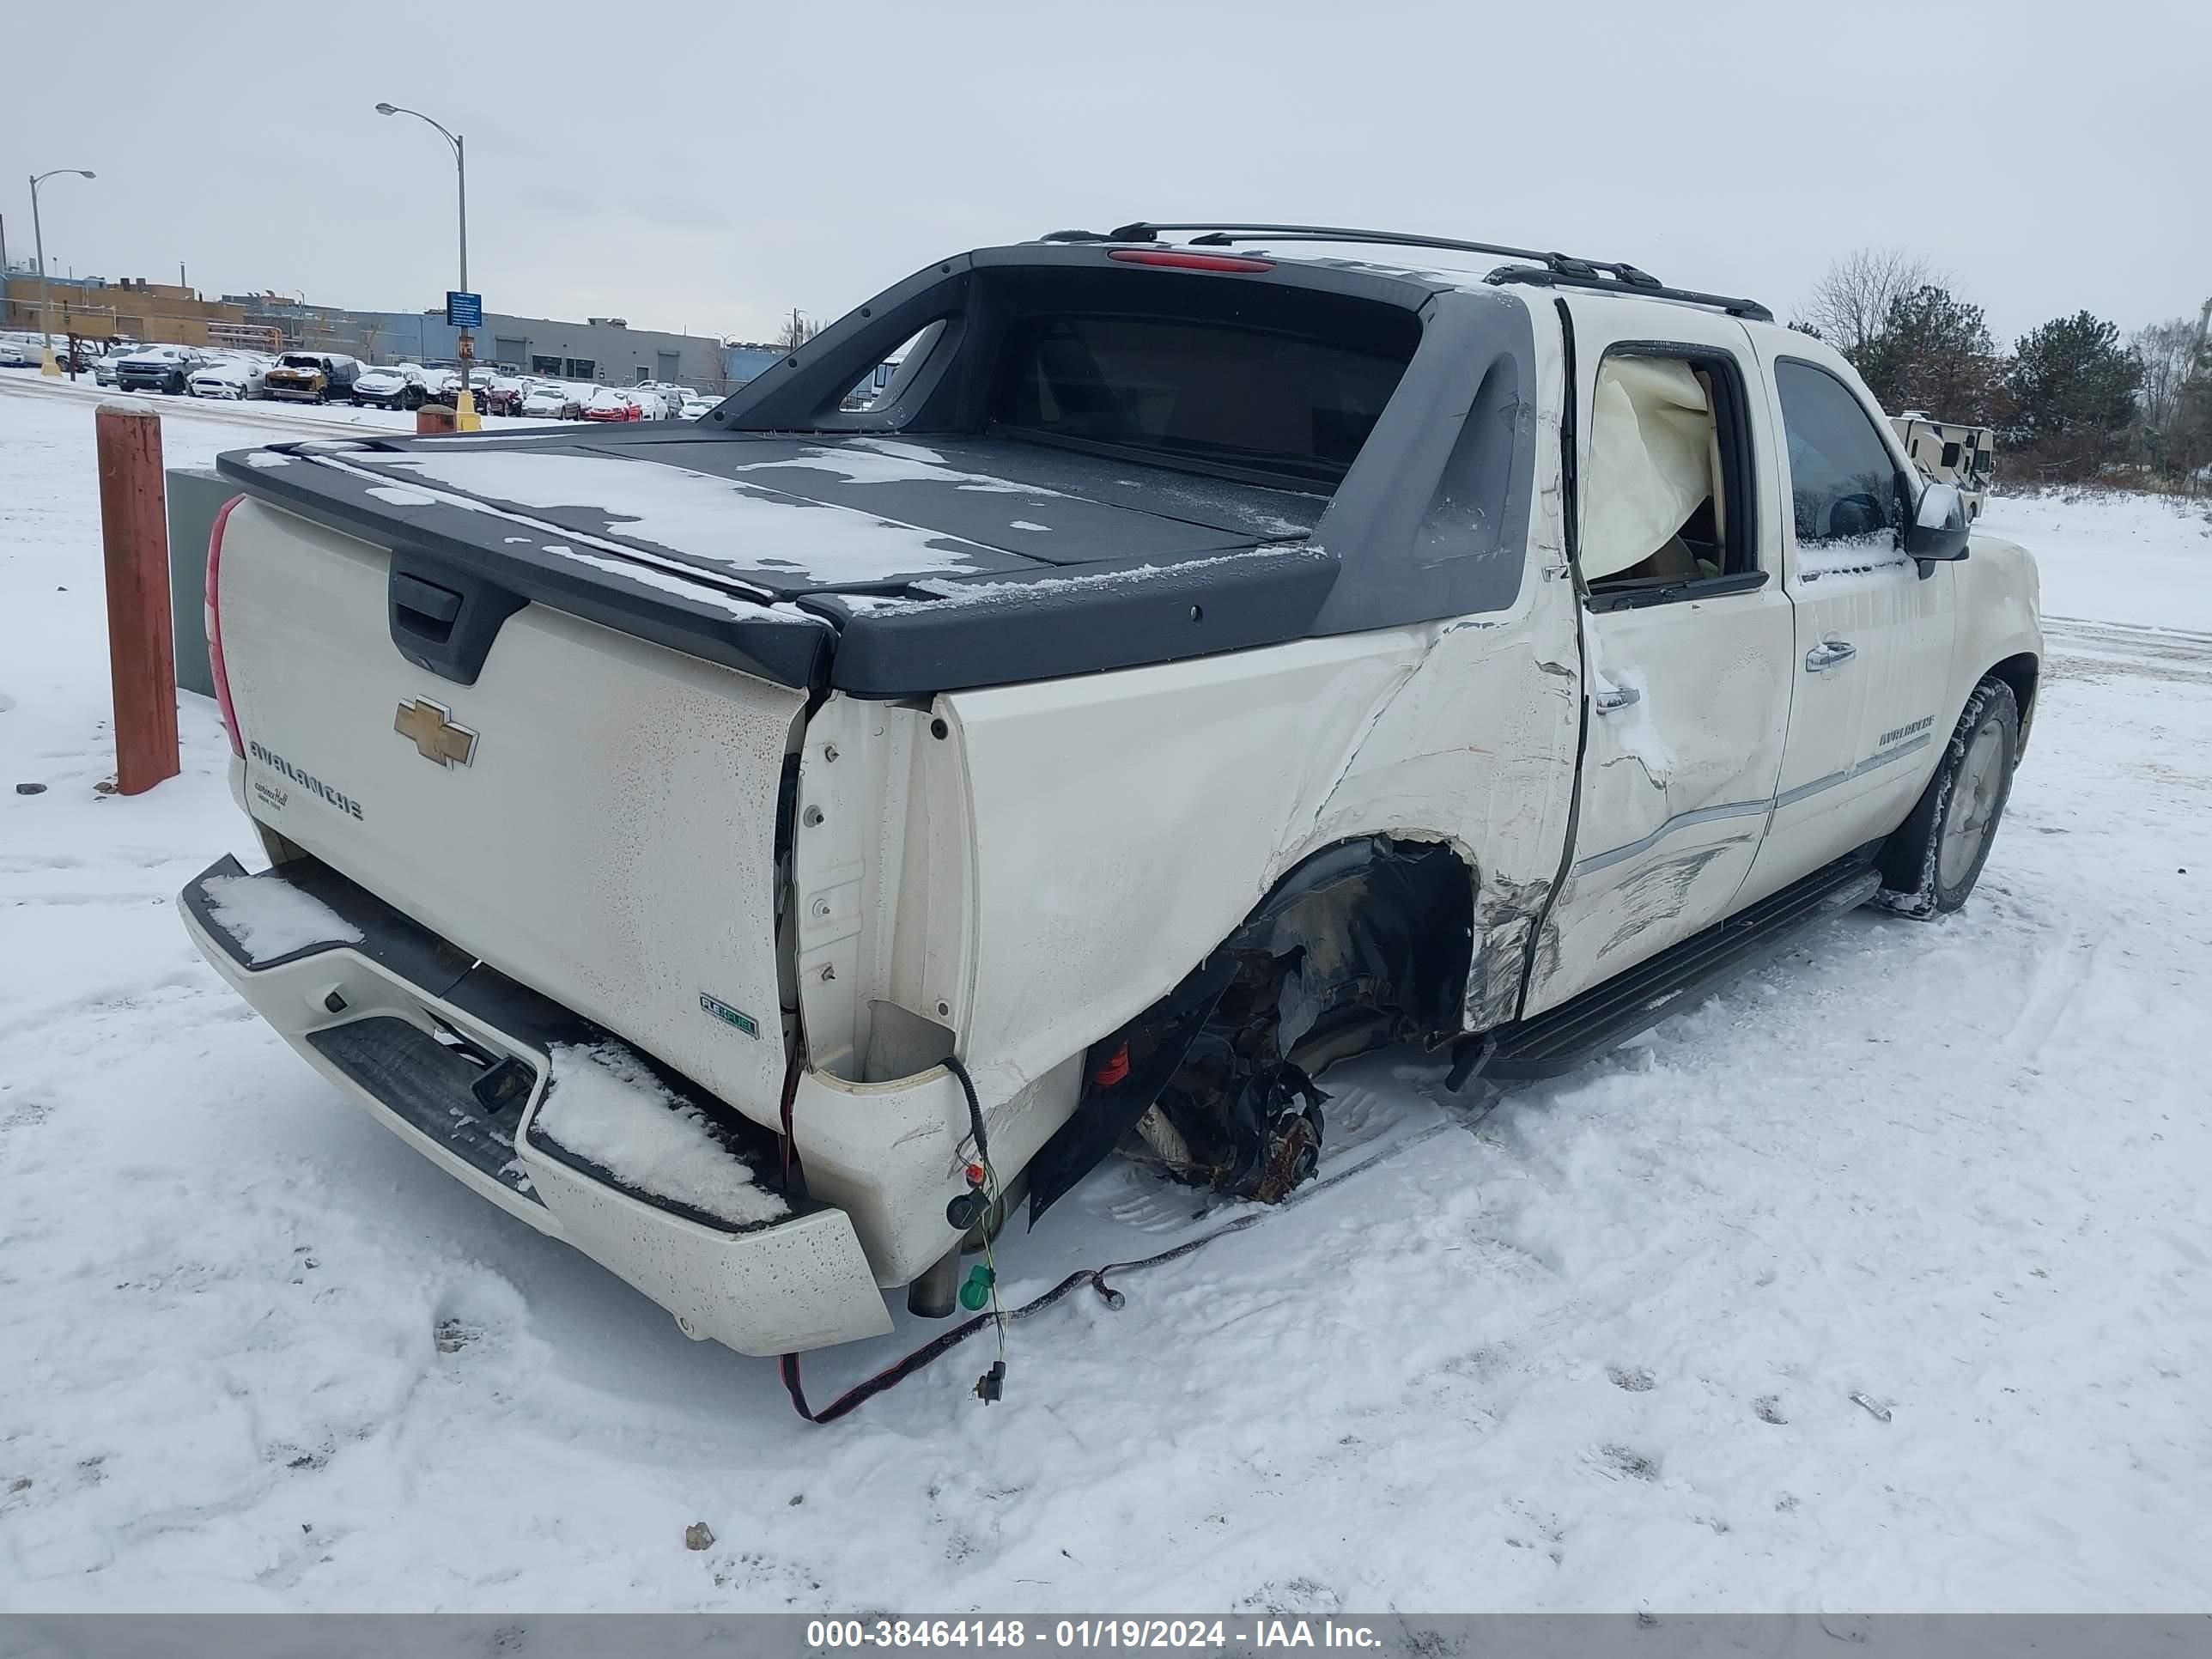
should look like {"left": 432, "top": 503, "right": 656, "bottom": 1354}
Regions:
{"left": 374, "top": 103, "right": 479, "bottom": 430}
{"left": 28, "top": 168, "right": 96, "bottom": 376}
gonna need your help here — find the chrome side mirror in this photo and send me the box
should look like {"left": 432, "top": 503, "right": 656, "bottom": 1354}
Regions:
{"left": 1905, "top": 481, "right": 1970, "bottom": 561}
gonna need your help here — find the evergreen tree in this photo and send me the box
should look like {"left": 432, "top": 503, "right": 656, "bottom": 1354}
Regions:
{"left": 2002, "top": 312, "right": 2142, "bottom": 476}
{"left": 1851, "top": 285, "right": 1999, "bottom": 425}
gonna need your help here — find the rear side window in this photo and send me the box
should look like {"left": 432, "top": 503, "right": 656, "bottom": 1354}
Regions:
{"left": 991, "top": 313, "right": 1414, "bottom": 484}
{"left": 1774, "top": 360, "right": 1904, "bottom": 544}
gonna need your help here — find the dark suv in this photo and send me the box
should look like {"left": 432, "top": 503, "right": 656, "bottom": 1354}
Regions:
{"left": 115, "top": 346, "right": 210, "bottom": 394}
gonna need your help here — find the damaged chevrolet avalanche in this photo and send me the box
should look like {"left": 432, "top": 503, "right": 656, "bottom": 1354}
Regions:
{"left": 179, "top": 222, "right": 2041, "bottom": 1357}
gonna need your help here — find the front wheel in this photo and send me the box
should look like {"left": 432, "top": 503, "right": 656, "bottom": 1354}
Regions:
{"left": 1876, "top": 678, "right": 2019, "bottom": 917}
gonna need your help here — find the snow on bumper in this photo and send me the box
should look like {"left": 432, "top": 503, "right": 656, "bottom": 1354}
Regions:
{"left": 178, "top": 854, "right": 892, "bottom": 1355}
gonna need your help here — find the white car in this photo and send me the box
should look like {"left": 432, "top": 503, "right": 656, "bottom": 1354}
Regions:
{"left": 678, "top": 395, "right": 714, "bottom": 420}
{"left": 181, "top": 225, "right": 2042, "bottom": 1361}
{"left": 519, "top": 382, "right": 580, "bottom": 420}
{"left": 93, "top": 344, "right": 142, "bottom": 386}
{"left": 188, "top": 355, "right": 270, "bottom": 400}
{"left": 0, "top": 337, "right": 40, "bottom": 368}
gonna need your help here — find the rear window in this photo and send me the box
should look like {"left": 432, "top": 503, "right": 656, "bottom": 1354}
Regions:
{"left": 990, "top": 310, "right": 1416, "bottom": 485}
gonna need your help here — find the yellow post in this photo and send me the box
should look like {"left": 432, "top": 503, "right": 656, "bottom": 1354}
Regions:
{"left": 455, "top": 386, "right": 482, "bottom": 432}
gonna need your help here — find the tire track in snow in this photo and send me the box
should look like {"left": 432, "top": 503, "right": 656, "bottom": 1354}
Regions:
{"left": 1997, "top": 926, "right": 2104, "bottom": 1065}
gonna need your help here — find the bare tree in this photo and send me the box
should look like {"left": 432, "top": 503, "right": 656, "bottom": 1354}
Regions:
{"left": 1800, "top": 248, "right": 1944, "bottom": 362}
{"left": 2134, "top": 319, "right": 2198, "bottom": 430}
{"left": 776, "top": 308, "right": 823, "bottom": 352}
{"left": 2131, "top": 315, "right": 2210, "bottom": 483}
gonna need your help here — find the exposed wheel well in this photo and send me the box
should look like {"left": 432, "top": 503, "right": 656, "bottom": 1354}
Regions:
{"left": 1023, "top": 835, "right": 1475, "bottom": 1217}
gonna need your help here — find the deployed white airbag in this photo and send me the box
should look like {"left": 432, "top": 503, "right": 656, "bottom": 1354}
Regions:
{"left": 1582, "top": 357, "right": 1717, "bottom": 581}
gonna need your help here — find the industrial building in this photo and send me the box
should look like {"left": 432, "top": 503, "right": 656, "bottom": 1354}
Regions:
{"left": 2, "top": 274, "right": 270, "bottom": 350}
{"left": 3, "top": 268, "right": 776, "bottom": 392}
{"left": 233, "top": 299, "right": 732, "bottom": 388}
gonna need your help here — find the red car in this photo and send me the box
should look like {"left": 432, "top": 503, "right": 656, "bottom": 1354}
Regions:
{"left": 582, "top": 387, "right": 644, "bottom": 422}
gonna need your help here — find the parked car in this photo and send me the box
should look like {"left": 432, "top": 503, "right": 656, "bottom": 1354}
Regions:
{"left": 349, "top": 366, "right": 428, "bottom": 411}
{"left": 477, "top": 374, "right": 529, "bottom": 416}
{"left": 115, "top": 345, "right": 210, "bottom": 394}
{"left": 581, "top": 386, "right": 644, "bottom": 422}
{"left": 179, "top": 224, "right": 2042, "bottom": 1359}
{"left": 678, "top": 395, "right": 714, "bottom": 420}
{"left": 517, "top": 382, "right": 574, "bottom": 421}
{"left": 18, "top": 337, "right": 101, "bottom": 374}
{"left": 94, "top": 344, "right": 143, "bottom": 386}
{"left": 188, "top": 354, "right": 271, "bottom": 401}
{"left": 0, "top": 337, "right": 39, "bottom": 369}
{"left": 264, "top": 351, "right": 362, "bottom": 403}
{"left": 410, "top": 366, "right": 460, "bottom": 405}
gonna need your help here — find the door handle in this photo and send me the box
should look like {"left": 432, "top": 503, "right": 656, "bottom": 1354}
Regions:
{"left": 1805, "top": 639, "right": 1858, "bottom": 672}
{"left": 1594, "top": 684, "right": 1641, "bottom": 714}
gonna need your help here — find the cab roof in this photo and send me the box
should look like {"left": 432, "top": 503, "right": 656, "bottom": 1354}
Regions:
{"left": 1054, "top": 222, "right": 1773, "bottom": 324}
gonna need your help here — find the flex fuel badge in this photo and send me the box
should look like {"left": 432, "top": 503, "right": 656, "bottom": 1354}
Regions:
{"left": 700, "top": 993, "right": 760, "bottom": 1038}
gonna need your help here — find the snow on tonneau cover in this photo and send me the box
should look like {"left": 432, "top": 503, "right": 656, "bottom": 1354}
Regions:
{"left": 216, "top": 428, "right": 1337, "bottom": 698}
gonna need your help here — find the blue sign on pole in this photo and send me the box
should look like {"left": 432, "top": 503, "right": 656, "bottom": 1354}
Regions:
{"left": 446, "top": 291, "right": 483, "bottom": 329}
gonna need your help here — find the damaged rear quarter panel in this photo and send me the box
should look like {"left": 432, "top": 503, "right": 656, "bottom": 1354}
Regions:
{"left": 1289, "top": 332, "right": 1583, "bottom": 1036}
{"left": 942, "top": 295, "right": 1583, "bottom": 1111}
{"left": 944, "top": 629, "right": 1432, "bottom": 1103}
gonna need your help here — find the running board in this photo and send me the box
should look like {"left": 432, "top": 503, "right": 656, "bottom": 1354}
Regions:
{"left": 1482, "top": 854, "right": 1882, "bottom": 1080}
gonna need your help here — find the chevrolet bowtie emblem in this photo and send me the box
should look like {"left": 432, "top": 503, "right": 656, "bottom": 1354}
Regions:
{"left": 393, "top": 698, "right": 478, "bottom": 768}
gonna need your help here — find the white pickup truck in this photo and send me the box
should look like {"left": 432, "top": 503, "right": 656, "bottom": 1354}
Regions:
{"left": 180, "top": 223, "right": 2040, "bottom": 1358}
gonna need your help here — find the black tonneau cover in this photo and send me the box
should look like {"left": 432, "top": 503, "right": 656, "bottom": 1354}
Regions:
{"left": 216, "top": 427, "right": 1336, "bottom": 697}
{"left": 211, "top": 235, "right": 1541, "bottom": 696}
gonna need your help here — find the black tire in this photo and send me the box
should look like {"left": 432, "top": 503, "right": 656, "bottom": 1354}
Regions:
{"left": 1875, "top": 678, "right": 2019, "bottom": 918}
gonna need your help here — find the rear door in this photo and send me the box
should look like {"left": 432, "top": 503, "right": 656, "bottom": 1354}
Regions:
{"left": 1526, "top": 298, "right": 1795, "bottom": 1016}
{"left": 1736, "top": 351, "right": 1953, "bottom": 908}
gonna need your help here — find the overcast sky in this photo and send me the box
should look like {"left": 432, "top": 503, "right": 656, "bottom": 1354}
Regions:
{"left": 5, "top": 0, "right": 2207, "bottom": 346}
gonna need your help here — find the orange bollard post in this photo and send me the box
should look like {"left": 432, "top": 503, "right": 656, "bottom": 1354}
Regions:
{"left": 416, "top": 404, "right": 458, "bottom": 435}
{"left": 95, "top": 402, "right": 182, "bottom": 796}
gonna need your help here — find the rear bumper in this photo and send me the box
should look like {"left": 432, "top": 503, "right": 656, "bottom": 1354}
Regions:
{"left": 178, "top": 854, "right": 894, "bottom": 1355}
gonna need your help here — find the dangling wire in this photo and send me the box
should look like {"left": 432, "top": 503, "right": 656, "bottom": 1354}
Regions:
{"left": 942, "top": 1055, "right": 1010, "bottom": 1395}
{"left": 778, "top": 1098, "right": 1491, "bottom": 1425}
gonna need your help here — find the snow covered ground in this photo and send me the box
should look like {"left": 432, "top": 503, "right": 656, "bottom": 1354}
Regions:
{"left": 3, "top": 374, "right": 2210, "bottom": 1612}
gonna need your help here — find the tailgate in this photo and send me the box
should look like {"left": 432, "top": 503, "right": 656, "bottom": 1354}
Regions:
{"left": 216, "top": 496, "right": 802, "bottom": 1116}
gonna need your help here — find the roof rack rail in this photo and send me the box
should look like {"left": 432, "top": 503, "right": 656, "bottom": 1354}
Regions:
{"left": 1098, "top": 222, "right": 1771, "bottom": 323}
{"left": 1482, "top": 264, "right": 1773, "bottom": 323}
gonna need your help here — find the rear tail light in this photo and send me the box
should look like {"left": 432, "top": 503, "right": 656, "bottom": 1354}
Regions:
{"left": 207, "top": 492, "right": 246, "bottom": 757}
